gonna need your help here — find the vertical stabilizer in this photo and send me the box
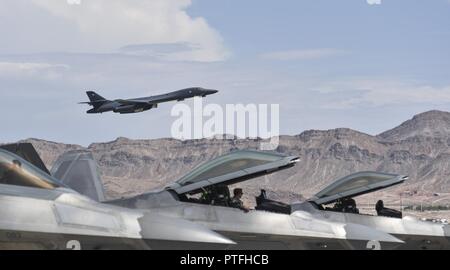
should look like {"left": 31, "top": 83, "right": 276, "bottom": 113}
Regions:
{"left": 0, "top": 143, "right": 50, "bottom": 175}
{"left": 51, "top": 150, "right": 106, "bottom": 202}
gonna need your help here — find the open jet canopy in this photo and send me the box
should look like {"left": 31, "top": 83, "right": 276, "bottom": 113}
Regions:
{"left": 310, "top": 171, "right": 408, "bottom": 205}
{"left": 0, "top": 149, "right": 65, "bottom": 190}
{"left": 168, "top": 150, "right": 299, "bottom": 195}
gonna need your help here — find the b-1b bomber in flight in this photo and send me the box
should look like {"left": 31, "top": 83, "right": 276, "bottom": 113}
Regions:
{"left": 79, "top": 87, "right": 218, "bottom": 114}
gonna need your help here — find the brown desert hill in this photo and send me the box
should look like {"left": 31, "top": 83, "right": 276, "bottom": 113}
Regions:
{"left": 378, "top": 110, "right": 450, "bottom": 141}
{"left": 13, "top": 110, "right": 450, "bottom": 206}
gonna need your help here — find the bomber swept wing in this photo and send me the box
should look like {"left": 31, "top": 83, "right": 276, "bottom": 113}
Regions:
{"left": 115, "top": 99, "right": 156, "bottom": 105}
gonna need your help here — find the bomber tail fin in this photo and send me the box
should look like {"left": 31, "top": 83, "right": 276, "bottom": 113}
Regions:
{"left": 87, "top": 91, "right": 107, "bottom": 102}
{"left": 80, "top": 91, "right": 109, "bottom": 108}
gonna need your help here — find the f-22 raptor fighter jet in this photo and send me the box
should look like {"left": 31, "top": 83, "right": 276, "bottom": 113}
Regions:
{"left": 52, "top": 149, "right": 408, "bottom": 250}
{"left": 0, "top": 147, "right": 234, "bottom": 250}
{"left": 64, "top": 149, "right": 449, "bottom": 250}
{"left": 7, "top": 145, "right": 450, "bottom": 250}
{"left": 0, "top": 145, "right": 404, "bottom": 250}
{"left": 80, "top": 87, "right": 218, "bottom": 114}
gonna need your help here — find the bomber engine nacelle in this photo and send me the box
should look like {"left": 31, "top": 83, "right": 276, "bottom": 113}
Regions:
{"left": 113, "top": 103, "right": 158, "bottom": 114}
{"left": 113, "top": 105, "right": 136, "bottom": 114}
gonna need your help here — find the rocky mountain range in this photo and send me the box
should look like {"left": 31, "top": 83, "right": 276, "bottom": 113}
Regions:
{"left": 15, "top": 110, "right": 450, "bottom": 206}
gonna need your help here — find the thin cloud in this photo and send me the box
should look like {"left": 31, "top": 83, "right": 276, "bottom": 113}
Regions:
{"left": 367, "top": 0, "right": 382, "bottom": 5}
{"left": 315, "top": 79, "right": 450, "bottom": 109}
{"left": 260, "top": 49, "right": 346, "bottom": 61}
{"left": 0, "top": 62, "right": 70, "bottom": 78}
{"left": 1, "top": 0, "right": 229, "bottom": 62}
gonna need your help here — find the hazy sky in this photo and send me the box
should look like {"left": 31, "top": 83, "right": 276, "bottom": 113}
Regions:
{"left": 1, "top": 0, "right": 449, "bottom": 146}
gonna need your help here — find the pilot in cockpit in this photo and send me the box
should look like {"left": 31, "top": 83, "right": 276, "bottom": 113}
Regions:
{"left": 230, "top": 188, "right": 250, "bottom": 213}
{"left": 333, "top": 197, "right": 359, "bottom": 214}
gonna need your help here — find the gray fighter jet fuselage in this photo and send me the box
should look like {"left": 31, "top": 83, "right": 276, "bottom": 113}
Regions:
{"left": 101, "top": 151, "right": 414, "bottom": 250}
{"left": 0, "top": 148, "right": 235, "bottom": 250}
{"left": 6, "top": 145, "right": 450, "bottom": 250}
{"left": 80, "top": 87, "right": 218, "bottom": 114}
{"left": 104, "top": 152, "right": 450, "bottom": 250}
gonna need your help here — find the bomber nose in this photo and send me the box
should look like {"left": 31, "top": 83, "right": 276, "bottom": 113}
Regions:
{"left": 206, "top": 89, "right": 219, "bottom": 95}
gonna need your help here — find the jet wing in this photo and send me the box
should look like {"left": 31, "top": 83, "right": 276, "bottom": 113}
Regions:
{"left": 310, "top": 171, "right": 408, "bottom": 205}
{"left": 0, "top": 185, "right": 235, "bottom": 250}
{"left": 116, "top": 93, "right": 182, "bottom": 106}
{"left": 115, "top": 99, "right": 150, "bottom": 105}
{"left": 168, "top": 150, "right": 299, "bottom": 195}
{"left": 341, "top": 222, "right": 404, "bottom": 249}
{"left": 287, "top": 214, "right": 405, "bottom": 249}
